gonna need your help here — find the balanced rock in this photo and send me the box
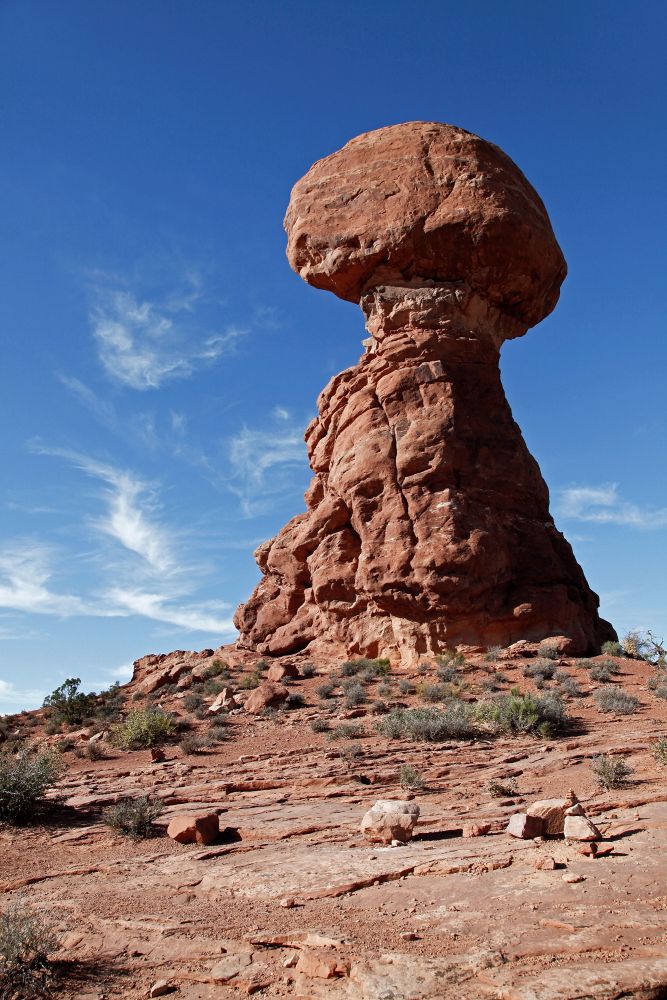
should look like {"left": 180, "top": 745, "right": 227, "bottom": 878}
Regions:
{"left": 361, "top": 799, "right": 420, "bottom": 843}
{"left": 233, "top": 122, "right": 615, "bottom": 664}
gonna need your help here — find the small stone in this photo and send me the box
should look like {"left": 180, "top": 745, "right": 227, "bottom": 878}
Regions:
{"left": 562, "top": 872, "right": 586, "bottom": 883}
{"left": 400, "top": 931, "right": 418, "bottom": 940}
{"left": 295, "top": 950, "right": 340, "bottom": 979}
{"left": 506, "top": 813, "right": 544, "bottom": 839}
{"left": 149, "top": 982, "right": 175, "bottom": 998}
{"left": 280, "top": 897, "right": 296, "bottom": 908}
{"left": 150, "top": 747, "right": 166, "bottom": 763}
{"left": 283, "top": 953, "right": 298, "bottom": 968}
{"left": 462, "top": 822, "right": 491, "bottom": 838}
{"left": 167, "top": 812, "right": 219, "bottom": 845}
{"left": 565, "top": 802, "right": 585, "bottom": 816}
{"left": 267, "top": 662, "right": 299, "bottom": 682}
{"left": 564, "top": 814, "right": 601, "bottom": 842}
{"left": 533, "top": 855, "right": 556, "bottom": 870}
{"left": 210, "top": 953, "right": 253, "bottom": 982}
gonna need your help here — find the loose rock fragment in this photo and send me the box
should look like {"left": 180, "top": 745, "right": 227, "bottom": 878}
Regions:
{"left": 360, "top": 799, "right": 420, "bottom": 844}
{"left": 506, "top": 813, "right": 544, "bottom": 839}
{"left": 564, "top": 814, "right": 602, "bottom": 842}
{"left": 167, "top": 812, "right": 219, "bottom": 845}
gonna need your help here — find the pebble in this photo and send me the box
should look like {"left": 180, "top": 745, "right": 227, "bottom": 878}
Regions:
{"left": 562, "top": 873, "right": 586, "bottom": 884}
{"left": 149, "top": 982, "right": 175, "bottom": 998}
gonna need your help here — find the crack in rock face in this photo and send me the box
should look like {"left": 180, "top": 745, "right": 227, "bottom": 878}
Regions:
{"left": 233, "top": 121, "right": 616, "bottom": 664}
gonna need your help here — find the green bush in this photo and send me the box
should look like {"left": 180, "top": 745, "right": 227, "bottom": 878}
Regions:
{"left": 43, "top": 677, "right": 95, "bottom": 726}
{"left": 204, "top": 659, "right": 230, "bottom": 680}
{"left": 327, "top": 723, "right": 365, "bottom": 741}
{"left": 316, "top": 682, "right": 336, "bottom": 700}
{"left": 419, "top": 682, "right": 452, "bottom": 703}
{"left": 475, "top": 692, "right": 566, "bottom": 735}
{"left": 522, "top": 659, "right": 555, "bottom": 681}
{"left": 338, "top": 741, "right": 363, "bottom": 761}
{"left": 483, "top": 646, "right": 502, "bottom": 663}
{"left": 310, "top": 717, "right": 330, "bottom": 733}
{"left": 239, "top": 672, "right": 261, "bottom": 690}
{"left": 183, "top": 692, "right": 204, "bottom": 712}
{"left": 591, "top": 754, "right": 634, "bottom": 789}
{"left": 601, "top": 640, "right": 623, "bottom": 657}
{"left": 342, "top": 681, "right": 367, "bottom": 707}
{"left": 378, "top": 704, "right": 477, "bottom": 742}
{"left": 110, "top": 708, "right": 175, "bottom": 750}
{"left": 104, "top": 795, "right": 163, "bottom": 838}
{"left": 0, "top": 898, "right": 58, "bottom": 998}
{"left": 540, "top": 644, "right": 559, "bottom": 660}
{"left": 284, "top": 692, "right": 306, "bottom": 710}
{"left": 593, "top": 686, "right": 639, "bottom": 715}
{"left": 340, "top": 658, "right": 389, "bottom": 677}
{"left": 300, "top": 663, "right": 316, "bottom": 678}
{"left": 399, "top": 763, "right": 424, "bottom": 790}
{"left": 0, "top": 749, "right": 63, "bottom": 824}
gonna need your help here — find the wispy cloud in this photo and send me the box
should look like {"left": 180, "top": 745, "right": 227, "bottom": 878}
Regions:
{"left": 31, "top": 445, "right": 175, "bottom": 573}
{"left": 58, "top": 374, "right": 119, "bottom": 430}
{"left": 228, "top": 416, "right": 308, "bottom": 517}
{"left": 89, "top": 274, "right": 243, "bottom": 390}
{"left": 104, "top": 588, "right": 234, "bottom": 634}
{"left": 556, "top": 483, "right": 667, "bottom": 529}
{"left": 0, "top": 542, "right": 104, "bottom": 618}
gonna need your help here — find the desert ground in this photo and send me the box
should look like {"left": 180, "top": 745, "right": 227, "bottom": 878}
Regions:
{"left": 2, "top": 643, "right": 666, "bottom": 999}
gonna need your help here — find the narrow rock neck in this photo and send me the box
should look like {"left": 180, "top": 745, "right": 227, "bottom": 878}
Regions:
{"left": 359, "top": 282, "right": 527, "bottom": 364}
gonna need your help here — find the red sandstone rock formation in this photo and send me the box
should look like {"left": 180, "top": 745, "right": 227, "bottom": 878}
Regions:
{"left": 234, "top": 122, "right": 614, "bottom": 662}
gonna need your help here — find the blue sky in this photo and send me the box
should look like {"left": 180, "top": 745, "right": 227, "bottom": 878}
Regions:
{"left": 1, "top": 1, "right": 666, "bottom": 712}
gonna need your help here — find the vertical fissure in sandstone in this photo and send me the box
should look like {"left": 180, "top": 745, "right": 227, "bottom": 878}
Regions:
{"left": 233, "top": 122, "right": 615, "bottom": 664}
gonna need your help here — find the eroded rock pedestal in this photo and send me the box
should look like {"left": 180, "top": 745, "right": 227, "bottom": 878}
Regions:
{"left": 234, "top": 122, "right": 614, "bottom": 661}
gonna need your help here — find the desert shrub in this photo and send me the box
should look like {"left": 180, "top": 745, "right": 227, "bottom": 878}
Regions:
{"left": 591, "top": 754, "right": 634, "bottom": 790}
{"left": 179, "top": 732, "right": 215, "bottom": 754}
{"left": 338, "top": 741, "right": 363, "bottom": 761}
{"left": 328, "top": 723, "right": 365, "bottom": 741}
{"left": 371, "top": 700, "right": 388, "bottom": 715}
{"left": 342, "top": 681, "right": 367, "bottom": 707}
{"left": 398, "top": 680, "right": 415, "bottom": 695}
{"left": 316, "top": 682, "right": 336, "bottom": 700}
{"left": 341, "top": 658, "right": 389, "bottom": 678}
{"left": 300, "top": 663, "right": 316, "bottom": 678}
{"left": 437, "top": 650, "right": 466, "bottom": 669}
{"left": 399, "top": 763, "right": 424, "bottom": 790}
{"left": 378, "top": 704, "right": 477, "bottom": 742}
{"left": 208, "top": 719, "right": 228, "bottom": 741}
{"left": 44, "top": 720, "right": 60, "bottom": 736}
{"left": 0, "top": 749, "right": 63, "bottom": 824}
{"left": 653, "top": 686, "right": 667, "bottom": 700}
{"left": 622, "top": 631, "right": 646, "bottom": 659}
{"left": 488, "top": 778, "right": 518, "bottom": 798}
{"left": 93, "top": 682, "right": 126, "bottom": 722}
{"left": 652, "top": 738, "right": 667, "bottom": 766}
{"left": 310, "top": 717, "right": 330, "bottom": 733}
{"left": 523, "top": 659, "right": 555, "bottom": 681}
{"left": 420, "top": 683, "right": 451, "bottom": 703}
{"left": 436, "top": 665, "right": 458, "bottom": 683}
{"left": 484, "top": 645, "right": 502, "bottom": 663}
{"left": 82, "top": 740, "right": 105, "bottom": 761}
{"left": 205, "top": 659, "right": 229, "bottom": 680}
{"left": 55, "top": 738, "right": 75, "bottom": 753}
{"left": 200, "top": 678, "right": 224, "bottom": 697}
{"left": 556, "top": 674, "right": 584, "bottom": 698}
{"left": 590, "top": 662, "right": 615, "bottom": 682}
{"left": 601, "top": 640, "right": 623, "bottom": 657}
{"left": 284, "top": 692, "right": 306, "bottom": 710}
{"left": 593, "top": 686, "right": 639, "bottom": 715}
{"left": 43, "top": 677, "right": 95, "bottom": 726}
{"left": 110, "top": 708, "right": 175, "bottom": 750}
{"left": 183, "top": 692, "right": 204, "bottom": 712}
{"left": 104, "top": 795, "right": 163, "bottom": 838}
{"left": 0, "top": 897, "right": 58, "bottom": 998}
{"left": 239, "top": 671, "right": 261, "bottom": 690}
{"left": 477, "top": 692, "right": 566, "bottom": 736}
{"left": 540, "top": 644, "right": 559, "bottom": 660}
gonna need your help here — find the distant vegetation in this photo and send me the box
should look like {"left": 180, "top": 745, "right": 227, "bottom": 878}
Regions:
{"left": 110, "top": 708, "right": 175, "bottom": 750}
{"left": 0, "top": 749, "right": 63, "bottom": 824}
